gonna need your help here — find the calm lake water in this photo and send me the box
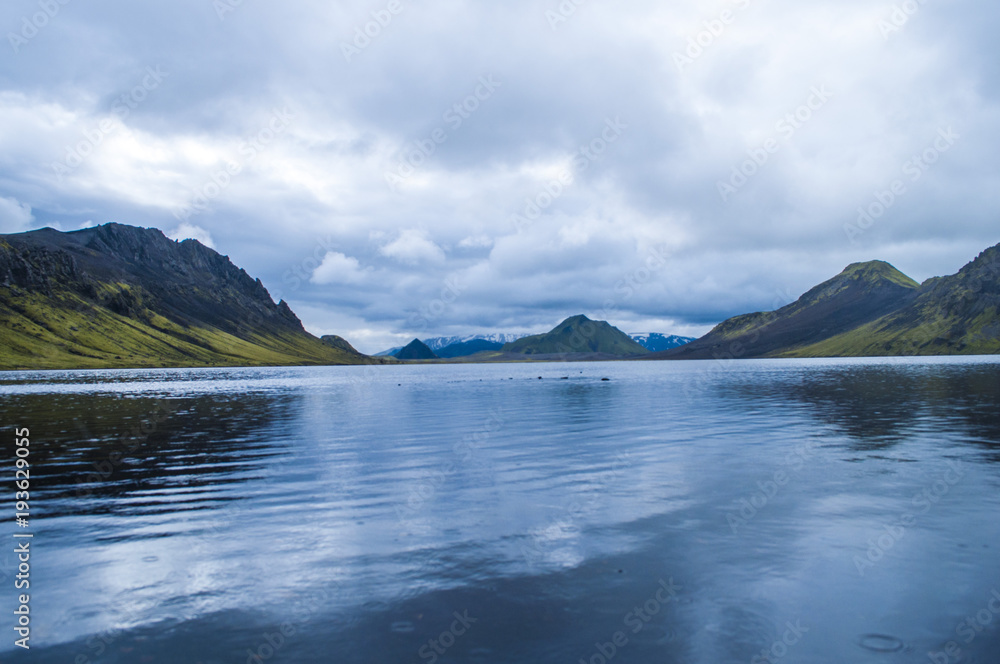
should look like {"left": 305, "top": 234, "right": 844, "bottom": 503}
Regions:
{"left": 2, "top": 358, "right": 1000, "bottom": 663}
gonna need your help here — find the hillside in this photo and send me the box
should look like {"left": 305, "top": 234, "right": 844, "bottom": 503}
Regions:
{"left": 376, "top": 333, "right": 527, "bottom": 356}
{"left": 436, "top": 338, "right": 504, "bottom": 358}
{"left": 656, "top": 248, "right": 1000, "bottom": 359}
{"left": 0, "top": 224, "right": 387, "bottom": 369}
{"left": 786, "top": 245, "right": 1000, "bottom": 356}
{"left": 321, "top": 335, "right": 361, "bottom": 354}
{"left": 629, "top": 333, "right": 695, "bottom": 352}
{"left": 394, "top": 339, "right": 439, "bottom": 360}
{"left": 656, "top": 260, "right": 920, "bottom": 360}
{"left": 503, "top": 315, "right": 650, "bottom": 356}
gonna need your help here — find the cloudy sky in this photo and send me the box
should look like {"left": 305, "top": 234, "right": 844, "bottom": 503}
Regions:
{"left": 1, "top": 0, "right": 998, "bottom": 353}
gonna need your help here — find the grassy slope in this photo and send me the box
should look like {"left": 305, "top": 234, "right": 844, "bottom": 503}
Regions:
{"left": 503, "top": 316, "right": 649, "bottom": 356}
{"left": 0, "top": 286, "right": 375, "bottom": 370}
{"left": 782, "top": 249, "right": 1000, "bottom": 357}
{"left": 783, "top": 292, "right": 1000, "bottom": 357}
{"left": 778, "top": 309, "right": 1000, "bottom": 357}
{"left": 658, "top": 261, "right": 924, "bottom": 360}
{"left": 840, "top": 261, "right": 920, "bottom": 289}
{"left": 712, "top": 262, "right": 919, "bottom": 343}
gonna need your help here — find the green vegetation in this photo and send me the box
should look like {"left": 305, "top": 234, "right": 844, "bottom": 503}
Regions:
{"left": 4, "top": 223, "right": 996, "bottom": 368}
{"left": 783, "top": 248, "right": 1000, "bottom": 357}
{"left": 0, "top": 223, "right": 387, "bottom": 370}
{"left": 839, "top": 261, "right": 920, "bottom": 289}
{"left": 708, "top": 312, "right": 776, "bottom": 341}
{"left": 0, "top": 286, "right": 375, "bottom": 370}
{"left": 502, "top": 315, "right": 649, "bottom": 356}
{"left": 661, "top": 248, "right": 1000, "bottom": 360}
{"left": 321, "top": 335, "right": 361, "bottom": 354}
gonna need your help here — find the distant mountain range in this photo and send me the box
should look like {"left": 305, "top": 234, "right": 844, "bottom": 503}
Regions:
{"left": 390, "top": 316, "right": 662, "bottom": 361}
{"left": 376, "top": 333, "right": 528, "bottom": 356}
{"left": 0, "top": 224, "right": 390, "bottom": 369}
{"left": 435, "top": 338, "right": 504, "bottom": 358}
{"left": 380, "top": 331, "right": 693, "bottom": 358}
{"left": 629, "top": 332, "right": 696, "bottom": 352}
{"left": 657, "top": 245, "right": 1000, "bottom": 359}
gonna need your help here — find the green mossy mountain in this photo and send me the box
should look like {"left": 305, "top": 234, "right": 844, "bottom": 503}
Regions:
{"left": 657, "top": 245, "right": 1000, "bottom": 359}
{"left": 502, "top": 315, "right": 650, "bottom": 356}
{"left": 786, "top": 244, "right": 1000, "bottom": 357}
{"left": 321, "top": 335, "right": 360, "bottom": 354}
{"left": 0, "top": 223, "right": 387, "bottom": 370}
{"left": 394, "top": 338, "right": 438, "bottom": 360}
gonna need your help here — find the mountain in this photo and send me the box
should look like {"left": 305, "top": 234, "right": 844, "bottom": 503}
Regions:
{"left": 0, "top": 223, "right": 386, "bottom": 369}
{"left": 502, "top": 315, "right": 650, "bottom": 356}
{"left": 394, "top": 338, "right": 439, "bottom": 360}
{"left": 656, "top": 248, "right": 1000, "bottom": 359}
{"left": 321, "top": 335, "right": 360, "bottom": 354}
{"left": 436, "top": 338, "right": 504, "bottom": 358}
{"left": 656, "top": 260, "right": 920, "bottom": 359}
{"left": 425, "top": 333, "right": 527, "bottom": 351}
{"left": 784, "top": 244, "right": 1000, "bottom": 356}
{"left": 376, "top": 333, "right": 528, "bottom": 356}
{"left": 629, "top": 333, "right": 696, "bottom": 352}
{"left": 377, "top": 331, "right": 690, "bottom": 357}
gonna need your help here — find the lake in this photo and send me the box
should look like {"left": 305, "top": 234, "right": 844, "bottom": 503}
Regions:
{"left": 2, "top": 358, "right": 999, "bottom": 663}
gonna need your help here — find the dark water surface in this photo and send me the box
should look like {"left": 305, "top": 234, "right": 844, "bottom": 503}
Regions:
{"left": 1, "top": 358, "right": 999, "bottom": 663}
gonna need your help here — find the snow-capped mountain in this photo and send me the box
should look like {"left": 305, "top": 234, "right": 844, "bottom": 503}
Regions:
{"left": 628, "top": 333, "right": 697, "bottom": 352}
{"left": 378, "top": 332, "right": 695, "bottom": 356}
{"left": 375, "top": 333, "right": 530, "bottom": 356}
{"left": 424, "top": 333, "right": 528, "bottom": 350}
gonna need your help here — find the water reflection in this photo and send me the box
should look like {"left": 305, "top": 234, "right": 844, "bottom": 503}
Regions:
{"left": 7, "top": 392, "right": 301, "bottom": 518}
{"left": 717, "top": 361, "right": 1000, "bottom": 457}
{"left": 1, "top": 359, "right": 999, "bottom": 663}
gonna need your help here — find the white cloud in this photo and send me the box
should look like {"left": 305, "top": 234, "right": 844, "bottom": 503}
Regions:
{"left": 0, "top": 0, "right": 997, "bottom": 342}
{"left": 0, "top": 197, "right": 34, "bottom": 234}
{"left": 168, "top": 223, "right": 216, "bottom": 249}
{"left": 379, "top": 229, "right": 446, "bottom": 265}
{"left": 458, "top": 235, "right": 494, "bottom": 249}
{"left": 311, "top": 251, "right": 367, "bottom": 285}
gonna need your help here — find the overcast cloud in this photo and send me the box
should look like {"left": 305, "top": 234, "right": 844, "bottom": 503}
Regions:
{"left": 1, "top": 0, "right": 998, "bottom": 352}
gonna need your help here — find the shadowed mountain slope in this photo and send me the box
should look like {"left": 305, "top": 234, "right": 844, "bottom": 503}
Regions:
{"left": 394, "top": 338, "right": 439, "bottom": 360}
{"left": 655, "top": 247, "right": 1000, "bottom": 359}
{"left": 0, "top": 223, "right": 385, "bottom": 369}
{"left": 655, "top": 260, "right": 921, "bottom": 359}
{"left": 786, "top": 244, "right": 1000, "bottom": 357}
